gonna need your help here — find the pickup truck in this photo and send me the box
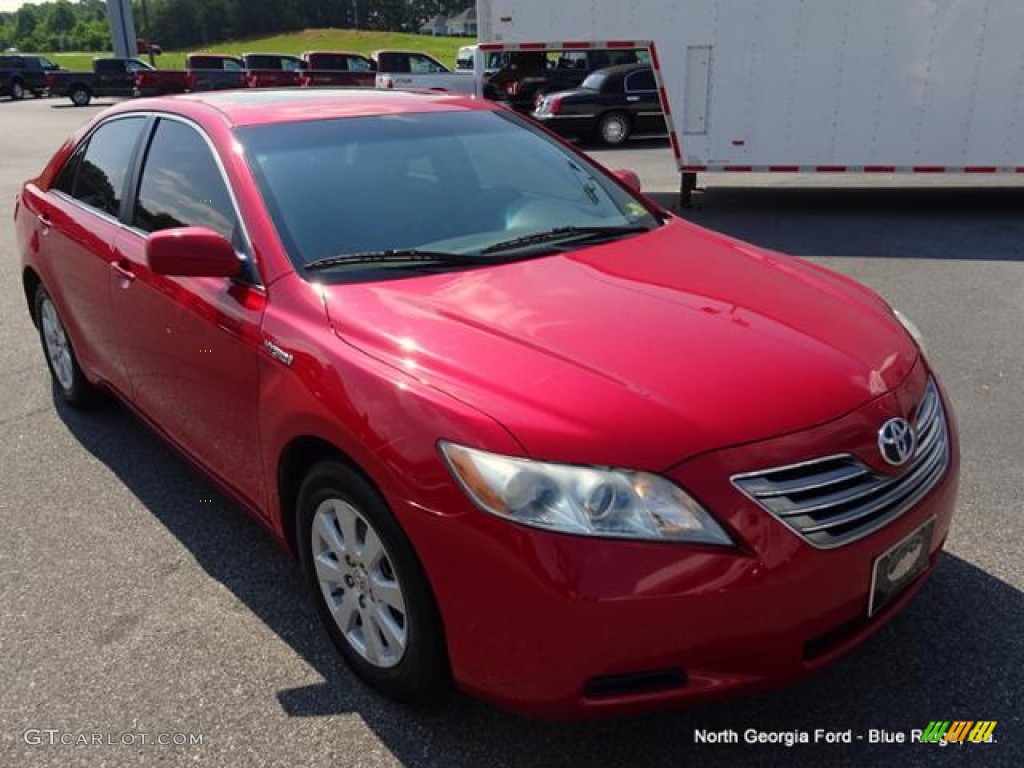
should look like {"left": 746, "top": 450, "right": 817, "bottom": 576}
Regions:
{"left": 185, "top": 53, "right": 248, "bottom": 91}
{"left": 1, "top": 53, "right": 61, "bottom": 100}
{"left": 373, "top": 50, "right": 476, "bottom": 94}
{"left": 299, "top": 51, "right": 376, "bottom": 88}
{"left": 455, "top": 45, "right": 509, "bottom": 76}
{"left": 241, "top": 53, "right": 304, "bottom": 88}
{"left": 46, "top": 57, "right": 186, "bottom": 106}
{"left": 488, "top": 48, "right": 643, "bottom": 112}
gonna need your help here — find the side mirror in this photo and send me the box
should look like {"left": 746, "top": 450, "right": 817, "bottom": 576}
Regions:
{"left": 146, "top": 227, "right": 242, "bottom": 278}
{"left": 612, "top": 168, "right": 642, "bottom": 193}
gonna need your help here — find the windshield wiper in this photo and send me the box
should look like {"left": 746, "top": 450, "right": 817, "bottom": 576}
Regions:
{"left": 480, "top": 225, "right": 650, "bottom": 256}
{"left": 303, "top": 249, "right": 480, "bottom": 272}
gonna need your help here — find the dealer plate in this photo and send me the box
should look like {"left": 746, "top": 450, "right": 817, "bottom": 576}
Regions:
{"left": 868, "top": 518, "right": 935, "bottom": 617}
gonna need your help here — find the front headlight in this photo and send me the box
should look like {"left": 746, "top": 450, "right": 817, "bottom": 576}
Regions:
{"left": 439, "top": 442, "right": 733, "bottom": 545}
{"left": 893, "top": 308, "right": 927, "bottom": 356}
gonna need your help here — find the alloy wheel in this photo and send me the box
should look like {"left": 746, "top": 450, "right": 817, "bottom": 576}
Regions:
{"left": 40, "top": 296, "right": 74, "bottom": 391}
{"left": 311, "top": 497, "right": 409, "bottom": 668}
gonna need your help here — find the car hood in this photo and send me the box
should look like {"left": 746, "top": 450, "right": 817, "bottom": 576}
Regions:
{"left": 322, "top": 218, "right": 918, "bottom": 470}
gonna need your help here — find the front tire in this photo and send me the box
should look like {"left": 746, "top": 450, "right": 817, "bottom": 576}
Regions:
{"left": 597, "top": 111, "right": 631, "bottom": 146}
{"left": 34, "top": 285, "right": 100, "bottom": 407}
{"left": 10, "top": 78, "right": 24, "bottom": 100}
{"left": 297, "top": 461, "right": 449, "bottom": 703}
{"left": 70, "top": 86, "right": 92, "bottom": 107}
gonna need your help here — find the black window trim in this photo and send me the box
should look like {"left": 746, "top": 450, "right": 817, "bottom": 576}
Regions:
{"left": 128, "top": 114, "right": 262, "bottom": 286}
{"left": 51, "top": 110, "right": 263, "bottom": 288}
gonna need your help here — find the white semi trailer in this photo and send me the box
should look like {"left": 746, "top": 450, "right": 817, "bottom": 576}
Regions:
{"left": 476, "top": 0, "right": 1024, "bottom": 204}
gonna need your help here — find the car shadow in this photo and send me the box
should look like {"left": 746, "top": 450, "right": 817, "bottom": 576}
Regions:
{"left": 646, "top": 187, "right": 1024, "bottom": 262}
{"left": 55, "top": 395, "right": 1021, "bottom": 767}
{"left": 573, "top": 135, "right": 671, "bottom": 150}
{"left": 49, "top": 101, "right": 117, "bottom": 109}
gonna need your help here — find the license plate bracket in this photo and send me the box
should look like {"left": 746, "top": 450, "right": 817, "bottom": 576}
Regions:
{"left": 868, "top": 518, "right": 935, "bottom": 617}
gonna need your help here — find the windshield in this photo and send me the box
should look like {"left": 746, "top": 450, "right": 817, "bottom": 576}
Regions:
{"left": 235, "top": 110, "right": 659, "bottom": 277}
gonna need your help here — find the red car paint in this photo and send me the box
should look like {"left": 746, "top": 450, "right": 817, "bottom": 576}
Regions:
{"left": 16, "top": 91, "right": 958, "bottom": 718}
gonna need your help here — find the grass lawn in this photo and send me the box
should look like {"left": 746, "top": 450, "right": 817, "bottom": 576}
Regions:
{"left": 49, "top": 28, "right": 470, "bottom": 72}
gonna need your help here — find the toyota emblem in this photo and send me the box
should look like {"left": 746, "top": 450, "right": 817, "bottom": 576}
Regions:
{"left": 878, "top": 418, "right": 916, "bottom": 466}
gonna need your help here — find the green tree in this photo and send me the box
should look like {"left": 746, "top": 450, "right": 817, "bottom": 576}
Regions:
{"left": 48, "top": 1, "right": 76, "bottom": 35}
{"left": 14, "top": 4, "right": 38, "bottom": 41}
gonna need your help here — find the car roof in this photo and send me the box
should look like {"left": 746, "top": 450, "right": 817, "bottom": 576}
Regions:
{"left": 588, "top": 63, "right": 652, "bottom": 80}
{"left": 114, "top": 88, "right": 492, "bottom": 128}
{"left": 373, "top": 49, "right": 439, "bottom": 57}
{"left": 303, "top": 50, "right": 368, "bottom": 57}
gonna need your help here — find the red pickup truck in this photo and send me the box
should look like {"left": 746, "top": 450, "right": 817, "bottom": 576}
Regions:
{"left": 241, "top": 53, "right": 304, "bottom": 88}
{"left": 132, "top": 66, "right": 188, "bottom": 97}
{"left": 185, "top": 53, "right": 247, "bottom": 91}
{"left": 299, "top": 51, "right": 376, "bottom": 87}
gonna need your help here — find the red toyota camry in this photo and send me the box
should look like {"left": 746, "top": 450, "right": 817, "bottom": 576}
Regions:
{"left": 15, "top": 90, "right": 958, "bottom": 718}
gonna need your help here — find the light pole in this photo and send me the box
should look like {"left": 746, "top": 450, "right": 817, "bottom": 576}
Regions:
{"left": 141, "top": 0, "right": 154, "bottom": 65}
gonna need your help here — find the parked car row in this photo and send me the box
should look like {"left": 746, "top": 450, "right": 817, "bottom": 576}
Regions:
{"left": 41, "top": 49, "right": 468, "bottom": 107}
{"left": 12, "top": 45, "right": 667, "bottom": 147}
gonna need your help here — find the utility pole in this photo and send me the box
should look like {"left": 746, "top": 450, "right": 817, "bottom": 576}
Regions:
{"left": 141, "top": 0, "right": 154, "bottom": 65}
{"left": 105, "top": 0, "right": 138, "bottom": 60}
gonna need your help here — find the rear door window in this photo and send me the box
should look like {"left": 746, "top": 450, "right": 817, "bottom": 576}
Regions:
{"left": 625, "top": 70, "right": 656, "bottom": 93}
{"left": 65, "top": 117, "right": 147, "bottom": 217}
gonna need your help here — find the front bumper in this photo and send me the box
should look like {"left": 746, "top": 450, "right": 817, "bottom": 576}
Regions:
{"left": 407, "top": 363, "right": 959, "bottom": 718}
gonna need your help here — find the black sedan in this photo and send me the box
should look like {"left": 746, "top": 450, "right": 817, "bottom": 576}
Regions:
{"left": 532, "top": 63, "right": 666, "bottom": 146}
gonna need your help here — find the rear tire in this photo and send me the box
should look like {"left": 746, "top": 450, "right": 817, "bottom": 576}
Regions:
{"left": 34, "top": 285, "right": 100, "bottom": 408}
{"left": 297, "top": 461, "right": 449, "bottom": 703}
{"left": 596, "top": 111, "right": 631, "bottom": 146}
{"left": 10, "top": 78, "right": 24, "bottom": 100}
{"left": 70, "top": 86, "right": 91, "bottom": 107}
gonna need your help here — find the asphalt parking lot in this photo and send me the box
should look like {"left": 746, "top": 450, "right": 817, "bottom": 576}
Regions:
{"left": 0, "top": 97, "right": 1021, "bottom": 767}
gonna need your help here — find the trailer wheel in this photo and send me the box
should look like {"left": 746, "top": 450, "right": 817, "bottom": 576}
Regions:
{"left": 10, "top": 78, "right": 25, "bottom": 100}
{"left": 597, "top": 111, "right": 631, "bottom": 146}
{"left": 70, "top": 86, "right": 92, "bottom": 107}
{"left": 680, "top": 171, "right": 698, "bottom": 209}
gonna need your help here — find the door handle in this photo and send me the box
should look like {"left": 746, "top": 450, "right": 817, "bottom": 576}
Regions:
{"left": 111, "top": 260, "right": 136, "bottom": 283}
{"left": 37, "top": 213, "right": 52, "bottom": 233}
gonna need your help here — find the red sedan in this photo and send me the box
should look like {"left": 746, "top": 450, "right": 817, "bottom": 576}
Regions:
{"left": 15, "top": 90, "right": 958, "bottom": 718}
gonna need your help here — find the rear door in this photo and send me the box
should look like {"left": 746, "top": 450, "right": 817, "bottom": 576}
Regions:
{"left": 623, "top": 69, "right": 665, "bottom": 134}
{"left": 111, "top": 117, "right": 267, "bottom": 508}
{"left": 94, "top": 59, "right": 133, "bottom": 96}
{"left": 27, "top": 116, "right": 148, "bottom": 392}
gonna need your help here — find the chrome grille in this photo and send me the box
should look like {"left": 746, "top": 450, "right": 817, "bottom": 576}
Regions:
{"left": 732, "top": 380, "right": 949, "bottom": 548}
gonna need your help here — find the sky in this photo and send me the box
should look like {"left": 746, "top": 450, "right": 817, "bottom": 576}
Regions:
{"left": 1, "top": 1, "right": 32, "bottom": 13}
